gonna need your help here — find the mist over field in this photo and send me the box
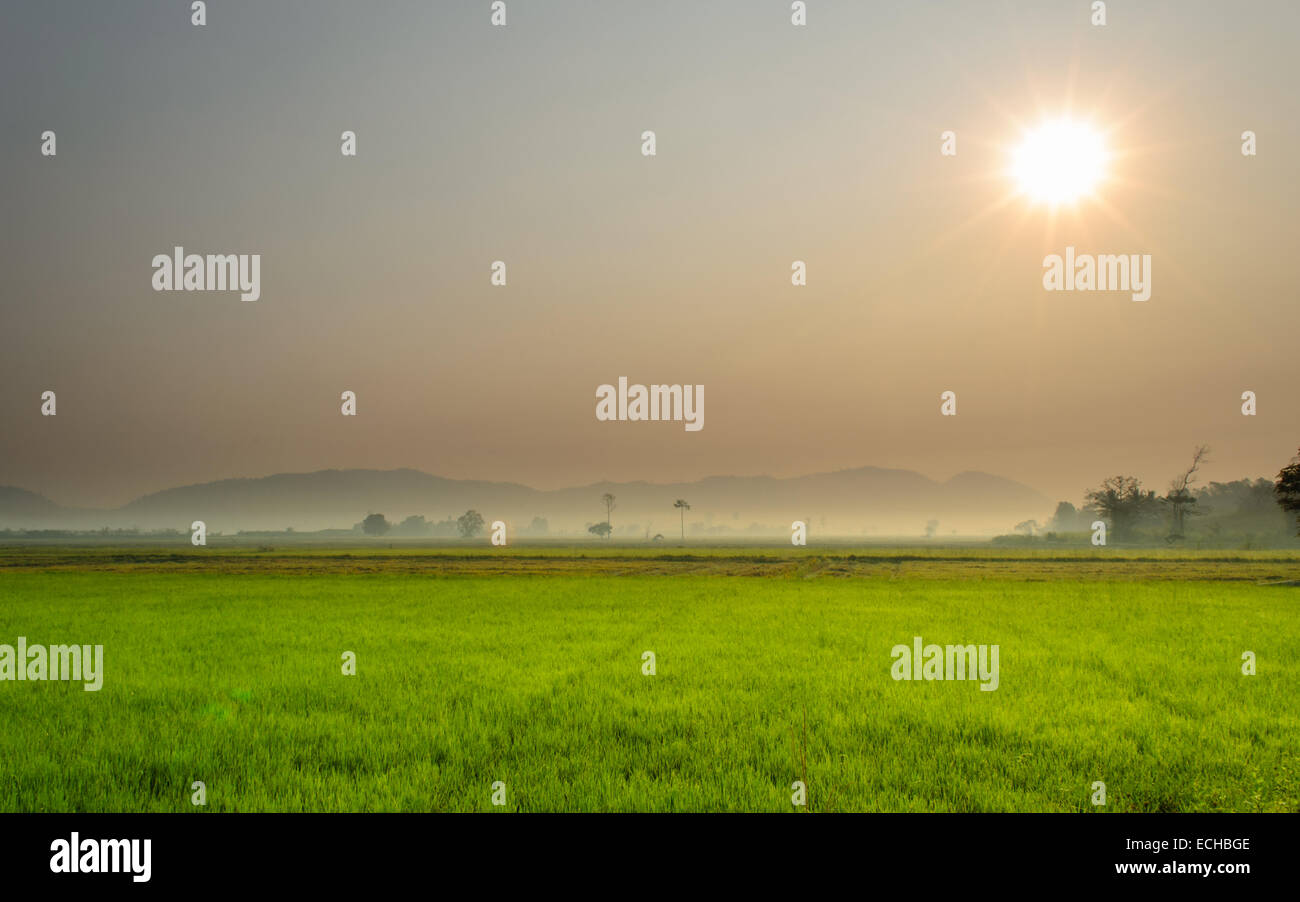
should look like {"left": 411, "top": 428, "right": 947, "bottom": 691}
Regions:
{"left": 0, "top": 464, "right": 1053, "bottom": 536}
{"left": 2, "top": 460, "right": 1293, "bottom": 546}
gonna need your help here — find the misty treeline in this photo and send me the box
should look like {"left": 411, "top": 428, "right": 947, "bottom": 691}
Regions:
{"left": 1005, "top": 445, "right": 1300, "bottom": 547}
{"left": 355, "top": 493, "right": 671, "bottom": 541}
{"left": 354, "top": 511, "right": 546, "bottom": 539}
{"left": 0, "top": 527, "right": 188, "bottom": 539}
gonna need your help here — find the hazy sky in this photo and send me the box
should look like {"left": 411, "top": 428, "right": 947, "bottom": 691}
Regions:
{"left": 2, "top": 0, "right": 1297, "bottom": 509}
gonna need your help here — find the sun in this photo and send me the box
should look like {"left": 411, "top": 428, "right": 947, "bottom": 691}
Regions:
{"left": 1011, "top": 118, "right": 1108, "bottom": 205}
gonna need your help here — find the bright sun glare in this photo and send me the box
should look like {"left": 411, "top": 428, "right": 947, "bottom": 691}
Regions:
{"left": 1012, "top": 119, "right": 1108, "bottom": 205}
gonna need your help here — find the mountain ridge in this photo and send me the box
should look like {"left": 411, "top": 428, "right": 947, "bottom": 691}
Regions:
{"left": 0, "top": 465, "right": 1052, "bottom": 535}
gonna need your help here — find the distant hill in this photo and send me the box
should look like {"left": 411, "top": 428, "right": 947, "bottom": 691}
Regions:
{"left": 0, "top": 486, "right": 74, "bottom": 523}
{"left": 0, "top": 466, "right": 1052, "bottom": 536}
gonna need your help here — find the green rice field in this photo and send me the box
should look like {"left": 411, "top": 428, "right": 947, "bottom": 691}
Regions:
{"left": 1, "top": 545, "right": 1296, "bottom": 812}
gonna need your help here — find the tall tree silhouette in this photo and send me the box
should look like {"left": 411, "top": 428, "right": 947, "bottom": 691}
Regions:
{"left": 601, "top": 492, "right": 616, "bottom": 538}
{"left": 1161, "top": 445, "right": 1209, "bottom": 541}
{"left": 1275, "top": 448, "right": 1300, "bottom": 536}
{"left": 673, "top": 499, "right": 690, "bottom": 542}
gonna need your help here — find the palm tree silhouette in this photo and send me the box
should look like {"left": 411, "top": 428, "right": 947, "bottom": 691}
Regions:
{"left": 673, "top": 499, "right": 691, "bottom": 542}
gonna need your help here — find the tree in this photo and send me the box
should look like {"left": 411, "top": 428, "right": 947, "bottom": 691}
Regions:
{"left": 601, "top": 492, "right": 616, "bottom": 538}
{"left": 588, "top": 522, "right": 612, "bottom": 539}
{"left": 1160, "top": 445, "right": 1209, "bottom": 542}
{"left": 1200, "top": 478, "right": 1277, "bottom": 515}
{"left": 456, "top": 510, "right": 485, "bottom": 538}
{"left": 1085, "top": 476, "right": 1157, "bottom": 541}
{"left": 429, "top": 516, "right": 460, "bottom": 537}
{"left": 361, "top": 513, "right": 391, "bottom": 536}
{"left": 1014, "top": 519, "right": 1039, "bottom": 537}
{"left": 673, "top": 499, "right": 691, "bottom": 541}
{"left": 394, "top": 515, "right": 432, "bottom": 537}
{"left": 1047, "top": 501, "right": 1087, "bottom": 532}
{"left": 1275, "top": 447, "right": 1300, "bottom": 536}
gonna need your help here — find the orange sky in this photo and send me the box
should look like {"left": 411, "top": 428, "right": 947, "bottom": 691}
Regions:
{"left": 2, "top": 0, "right": 1297, "bottom": 508}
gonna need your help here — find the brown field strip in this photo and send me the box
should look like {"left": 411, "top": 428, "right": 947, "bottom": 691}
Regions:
{"left": 1, "top": 546, "right": 1299, "bottom": 582}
